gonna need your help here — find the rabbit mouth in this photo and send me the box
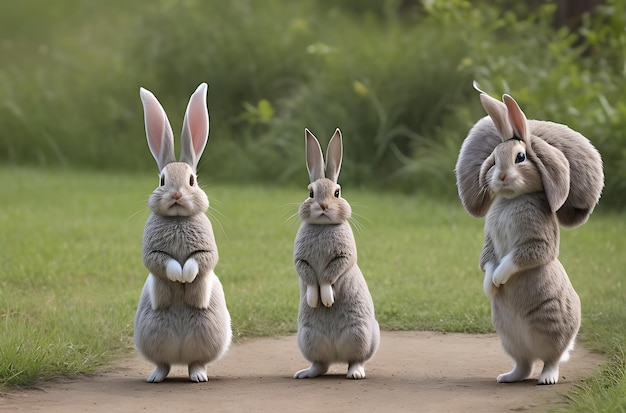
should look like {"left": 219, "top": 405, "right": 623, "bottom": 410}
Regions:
{"left": 491, "top": 183, "right": 521, "bottom": 198}
{"left": 164, "top": 200, "right": 192, "bottom": 216}
{"left": 491, "top": 180, "right": 511, "bottom": 193}
{"left": 307, "top": 210, "right": 340, "bottom": 224}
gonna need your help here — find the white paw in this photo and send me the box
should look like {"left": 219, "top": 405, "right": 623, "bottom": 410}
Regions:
{"left": 492, "top": 253, "right": 518, "bottom": 287}
{"left": 166, "top": 259, "right": 183, "bottom": 282}
{"left": 320, "top": 283, "right": 334, "bottom": 307}
{"left": 294, "top": 363, "right": 328, "bottom": 379}
{"left": 496, "top": 362, "right": 532, "bottom": 383}
{"left": 483, "top": 262, "right": 497, "bottom": 297}
{"left": 347, "top": 363, "right": 365, "bottom": 380}
{"left": 182, "top": 258, "right": 199, "bottom": 283}
{"left": 306, "top": 284, "right": 319, "bottom": 308}
{"left": 538, "top": 364, "right": 559, "bottom": 385}
{"left": 189, "top": 364, "right": 208, "bottom": 382}
{"left": 146, "top": 364, "right": 170, "bottom": 383}
{"left": 497, "top": 372, "right": 511, "bottom": 383}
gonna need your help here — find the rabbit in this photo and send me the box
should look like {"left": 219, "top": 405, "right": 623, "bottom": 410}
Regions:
{"left": 455, "top": 83, "right": 603, "bottom": 385}
{"left": 293, "top": 128, "right": 380, "bottom": 380}
{"left": 134, "top": 83, "right": 232, "bottom": 383}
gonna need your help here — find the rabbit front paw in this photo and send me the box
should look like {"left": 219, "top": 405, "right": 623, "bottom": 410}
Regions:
{"left": 483, "top": 262, "right": 498, "bottom": 297}
{"left": 182, "top": 258, "right": 199, "bottom": 283}
{"left": 492, "top": 253, "right": 518, "bottom": 287}
{"left": 166, "top": 259, "right": 183, "bottom": 282}
{"left": 306, "top": 284, "right": 319, "bottom": 308}
{"left": 320, "top": 283, "right": 334, "bottom": 307}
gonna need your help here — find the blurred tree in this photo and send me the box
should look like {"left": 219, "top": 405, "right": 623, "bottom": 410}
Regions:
{"left": 554, "top": 0, "right": 603, "bottom": 31}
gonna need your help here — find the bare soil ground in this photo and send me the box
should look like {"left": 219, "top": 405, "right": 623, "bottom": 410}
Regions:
{"left": 0, "top": 331, "right": 603, "bottom": 413}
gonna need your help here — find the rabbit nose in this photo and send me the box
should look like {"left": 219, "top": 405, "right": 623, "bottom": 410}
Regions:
{"left": 499, "top": 172, "right": 507, "bottom": 181}
{"left": 319, "top": 202, "right": 328, "bottom": 210}
{"left": 172, "top": 191, "right": 183, "bottom": 200}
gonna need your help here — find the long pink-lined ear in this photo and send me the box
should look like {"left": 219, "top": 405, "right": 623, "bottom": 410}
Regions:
{"left": 140, "top": 87, "right": 176, "bottom": 172}
{"left": 528, "top": 137, "right": 570, "bottom": 212}
{"left": 180, "top": 83, "right": 209, "bottom": 171}
{"left": 479, "top": 93, "right": 512, "bottom": 141}
{"left": 502, "top": 94, "right": 528, "bottom": 141}
{"left": 305, "top": 129, "right": 324, "bottom": 183}
{"left": 325, "top": 128, "right": 343, "bottom": 183}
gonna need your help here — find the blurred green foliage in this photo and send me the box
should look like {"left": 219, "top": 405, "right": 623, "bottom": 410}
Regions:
{"left": 0, "top": 0, "right": 624, "bottom": 206}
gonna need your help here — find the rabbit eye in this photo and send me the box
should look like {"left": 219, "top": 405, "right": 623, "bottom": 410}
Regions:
{"left": 309, "top": 189, "right": 314, "bottom": 198}
{"left": 189, "top": 174, "right": 195, "bottom": 186}
{"left": 515, "top": 152, "right": 526, "bottom": 164}
{"left": 160, "top": 175, "right": 165, "bottom": 186}
{"left": 334, "top": 189, "right": 340, "bottom": 198}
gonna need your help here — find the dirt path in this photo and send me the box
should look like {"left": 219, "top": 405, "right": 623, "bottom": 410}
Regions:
{"left": 0, "top": 331, "right": 603, "bottom": 413}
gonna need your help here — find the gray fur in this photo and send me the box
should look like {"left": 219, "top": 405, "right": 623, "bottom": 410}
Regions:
{"left": 134, "top": 83, "right": 231, "bottom": 383}
{"left": 455, "top": 86, "right": 603, "bottom": 384}
{"left": 294, "top": 129, "right": 380, "bottom": 380}
{"left": 481, "top": 193, "right": 580, "bottom": 384}
{"left": 455, "top": 93, "right": 603, "bottom": 227}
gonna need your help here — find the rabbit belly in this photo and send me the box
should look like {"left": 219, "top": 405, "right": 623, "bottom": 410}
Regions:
{"left": 134, "top": 276, "right": 232, "bottom": 366}
{"left": 491, "top": 261, "right": 581, "bottom": 363}
{"left": 297, "top": 273, "right": 380, "bottom": 364}
{"left": 297, "top": 314, "right": 379, "bottom": 364}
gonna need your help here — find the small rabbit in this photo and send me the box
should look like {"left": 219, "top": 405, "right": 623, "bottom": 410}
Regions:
{"left": 134, "top": 83, "right": 232, "bottom": 383}
{"left": 293, "top": 128, "right": 380, "bottom": 380}
{"left": 455, "top": 84, "right": 603, "bottom": 384}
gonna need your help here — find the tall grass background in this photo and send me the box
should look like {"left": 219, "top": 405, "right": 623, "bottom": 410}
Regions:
{"left": 1, "top": 0, "right": 625, "bottom": 204}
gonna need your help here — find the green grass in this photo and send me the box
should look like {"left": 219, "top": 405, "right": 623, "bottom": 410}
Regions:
{"left": 0, "top": 167, "right": 624, "bottom": 411}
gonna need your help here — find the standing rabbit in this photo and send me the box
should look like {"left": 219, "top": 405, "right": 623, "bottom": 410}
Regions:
{"left": 455, "top": 83, "right": 603, "bottom": 384}
{"left": 293, "top": 128, "right": 380, "bottom": 380}
{"left": 134, "top": 83, "right": 232, "bottom": 383}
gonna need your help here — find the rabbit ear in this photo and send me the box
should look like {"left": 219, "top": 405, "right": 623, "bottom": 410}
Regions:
{"left": 305, "top": 129, "right": 324, "bottom": 182}
{"left": 455, "top": 126, "right": 495, "bottom": 218}
{"left": 180, "top": 83, "right": 209, "bottom": 171}
{"left": 140, "top": 87, "right": 176, "bottom": 172}
{"left": 502, "top": 94, "right": 528, "bottom": 140}
{"left": 528, "top": 137, "right": 570, "bottom": 212}
{"left": 325, "top": 128, "right": 343, "bottom": 183}
{"left": 479, "top": 93, "right": 513, "bottom": 141}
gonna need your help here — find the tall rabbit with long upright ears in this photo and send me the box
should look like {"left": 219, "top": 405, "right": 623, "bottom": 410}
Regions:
{"left": 455, "top": 83, "right": 603, "bottom": 384}
{"left": 134, "top": 83, "right": 231, "bottom": 383}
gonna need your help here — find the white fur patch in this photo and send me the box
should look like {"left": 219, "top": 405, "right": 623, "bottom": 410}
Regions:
{"left": 182, "top": 258, "right": 199, "bottom": 283}
{"left": 492, "top": 252, "right": 519, "bottom": 287}
{"left": 320, "top": 283, "right": 334, "bottom": 307}
{"left": 200, "top": 270, "right": 217, "bottom": 309}
{"left": 306, "top": 284, "right": 319, "bottom": 308}
{"left": 166, "top": 259, "right": 183, "bottom": 282}
{"left": 483, "top": 262, "right": 496, "bottom": 298}
{"left": 146, "top": 273, "right": 158, "bottom": 310}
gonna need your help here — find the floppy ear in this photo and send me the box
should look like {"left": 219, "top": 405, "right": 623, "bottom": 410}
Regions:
{"left": 305, "top": 129, "right": 324, "bottom": 183}
{"left": 528, "top": 137, "right": 570, "bottom": 212}
{"left": 140, "top": 87, "right": 176, "bottom": 172}
{"left": 530, "top": 122, "right": 604, "bottom": 227}
{"left": 479, "top": 93, "right": 513, "bottom": 140}
{"left": 180, "top": 83, "right": 209, "bottom": 171}
{"left": 325, "top": 128, "right": 343, "bottom": 183}
{"left": 455, "top": 118, "right": 499, "bottom": 217}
